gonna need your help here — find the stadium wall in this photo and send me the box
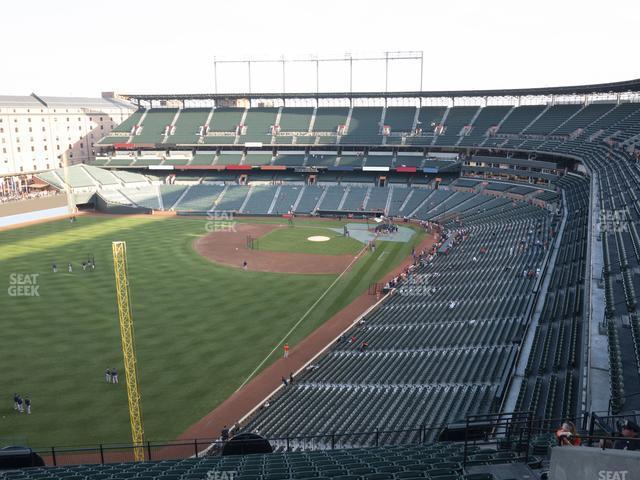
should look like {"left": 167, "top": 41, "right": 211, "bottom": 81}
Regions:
{"left": 0, "top": 206, "right": 70, "bottom": 228}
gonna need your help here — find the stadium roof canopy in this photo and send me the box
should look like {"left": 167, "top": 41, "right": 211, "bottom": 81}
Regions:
{"left": 120, "top": 78, "right": 640, "bottom": 103}
{"left": 0, "top": 93, "right": 132, "bottom": 109}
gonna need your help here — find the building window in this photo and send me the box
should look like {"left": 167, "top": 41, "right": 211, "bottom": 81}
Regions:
{"left": 17, "top": 147, "right": 21, "bottom": 152}
{"left": 44, "top": 145, "right": 48, "bottom": 151}
{"left": 31, "top": 146, "right": 35, "bottom": 152}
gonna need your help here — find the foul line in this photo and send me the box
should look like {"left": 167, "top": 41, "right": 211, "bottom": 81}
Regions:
{"left": 234, "top": 244, "right": 369, "bottom": 393}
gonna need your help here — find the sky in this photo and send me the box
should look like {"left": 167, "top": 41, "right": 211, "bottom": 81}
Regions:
{"left": 1, "top": 0, "right": 638, "bottom": 97}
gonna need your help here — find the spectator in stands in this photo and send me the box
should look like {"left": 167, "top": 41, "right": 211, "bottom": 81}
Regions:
{"left": 289, "top": 372, "right": 294, "bottom": 385}
{"left": 614, "top": 420, "right": 639, "bottom": 450}
{"left": 281, "top": 376, "right": 288, "bottom": 387}
{"left": 221, "top": 425, "right": 230, "bottom": 442}
{"left": 556, "top": 421, "right": 581, "bottom": 446}
{"left": 105, "top": 368, "right": 111, "bottom": 383}
{"left": 112, "top": 367, "right": 118, "bottom": 384}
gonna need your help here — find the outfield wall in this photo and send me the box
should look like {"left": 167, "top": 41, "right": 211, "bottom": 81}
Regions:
{"left": 0, "top": 206, "right": 71, "bottom": 228}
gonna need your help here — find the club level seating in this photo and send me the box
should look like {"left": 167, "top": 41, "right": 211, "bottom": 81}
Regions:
{"left": 273, "top": 154, "right": 307, "bottom": 166}
{"left": 307, "top": 154, "right": 338, "bottom": 167}
{"left": 215, "top": 152, "right": 244, "bottom": 166}
{"left": 202, "top": 135, "right": 237, "bottom": 144}
{"left": 245, "top": 153, "right": 273, "bottom": 166}
{"left": 365, "top": 155, "right": 394, "bottom": 167}
{"left": 97, "top": 135, "right": 128, "bottom": 145}
{"left": 395, "top": 155, "right": 424, "bottom": 168}
{"left": 339, "top": 154, "right": 366, "bottom": 167}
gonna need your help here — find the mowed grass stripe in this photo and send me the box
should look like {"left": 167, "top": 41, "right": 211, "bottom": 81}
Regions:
{"left": 257, "top": 226, "right": 362, "bottom": 255}
{"left": 0, "top": 215, "right": 418, "bottom": 447}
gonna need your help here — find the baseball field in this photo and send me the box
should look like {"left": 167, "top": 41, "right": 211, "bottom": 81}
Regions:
{"left": 0, "top": 214, "right": 424, "bottom": 448}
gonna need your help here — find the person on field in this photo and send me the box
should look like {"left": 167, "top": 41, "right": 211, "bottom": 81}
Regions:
{"left": 25, "top": 396, "right": 31, "bottom": 415}
{"left": 105, "top": 368, "right": 111, "bottom": 383}
{"left": 52, "top": 263, "right": 57, "bottom": 273}
{"left": 283, "top": 343, "right": 289, "bottom": 358}
{"left": 242, "top": 260, "right": 248, "bottom": 271}
{"left": 13, "top": 393, "right": 19, "bottom": 410}
{"left": 281, "top": 376, "right": 288, "bottom": 387}
{"left": 289, "top": 372, "right": 294, "bottom": 385}
{"left": 112, "top": 368, "right": 118, "bottom": 384}
{"left": 68, "top": 262, "right": 73, "bottom": 273}
{"left": 16, "top": 395, "right": 23, "bottom": 413}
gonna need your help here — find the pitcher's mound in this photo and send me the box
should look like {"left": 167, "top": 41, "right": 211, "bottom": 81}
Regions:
{"left": 307, "top": 235, "right": 330, "bottom": 242}
{"left": 194, "top": 224, "right": 356, "bottom": 274}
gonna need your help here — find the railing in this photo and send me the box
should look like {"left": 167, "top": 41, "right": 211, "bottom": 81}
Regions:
{"left": 31, "top": 425, "right": 445, "bottom": 466}
{"left": 19, "top": 410, "right": 640, "bottom": 467}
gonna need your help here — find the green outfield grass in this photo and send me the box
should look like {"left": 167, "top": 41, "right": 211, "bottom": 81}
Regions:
{"left": 256, "top": 226, "right": 362, "bottom": 255}
{"left": 0, "top": 215, "right": 423, "bottom": 448}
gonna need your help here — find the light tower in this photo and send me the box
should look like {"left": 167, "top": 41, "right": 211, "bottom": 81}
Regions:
{"left": 112, "top": 241, "right": 145, "bottom": 461}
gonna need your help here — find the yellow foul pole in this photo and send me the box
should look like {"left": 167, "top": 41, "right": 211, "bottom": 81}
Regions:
{"left": 111, "top": 241, "right": 145, "bottom": 461}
